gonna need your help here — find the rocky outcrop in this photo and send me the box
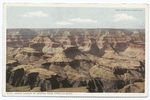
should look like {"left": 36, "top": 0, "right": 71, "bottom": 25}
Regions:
{"left": 116, "top": 82, "right": 145, "bottom": 93}
{"left": 97, "top": 33, "right": 131, "bottom": 52}
{"left": 31, "top": 34, "right": 52, "bottom": 43}
{"left": 30, "top": 33, "right": 61, "bottom": 52}
{"left": 42, "top": 45, "right": 63, "bottom": 55}
{"left": 89, "top": 64, "right": 143, "bottom": 92}
{"left": 123, "top": 43, "right": 145, "bottom": 61}
{"left": 15, "top": 51, "right": 42, "bottom": 65}
{"left": 6, "top": 68, "right": 29, "bottom": 87}
{"left": 6, "top": 65, "right": 61, "bottom": 91}
{"left": 6, "top": 59, "right": 19, "bottom": 72}
{"left": 29, "top": 43, "right": 45, "bottom": 51}
{"left": 6, "top": 28, "right": 145, "bottom": 93}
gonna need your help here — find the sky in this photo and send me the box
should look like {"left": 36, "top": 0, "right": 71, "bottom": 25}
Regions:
{"left": 6, "top": 7, "right": 145, "bottom": 29}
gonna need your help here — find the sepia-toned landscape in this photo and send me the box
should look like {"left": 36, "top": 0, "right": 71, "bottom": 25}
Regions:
{"left": 6, "top": 28, "right": 145, "bottom": 93}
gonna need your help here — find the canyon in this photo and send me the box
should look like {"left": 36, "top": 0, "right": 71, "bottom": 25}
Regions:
{"left": 6, "top": 28, "right": 145, "bottom": 93}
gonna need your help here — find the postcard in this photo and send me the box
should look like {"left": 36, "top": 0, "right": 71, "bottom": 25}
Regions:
{"left": 2, "top": 3, "right": 149, "bottom": 97}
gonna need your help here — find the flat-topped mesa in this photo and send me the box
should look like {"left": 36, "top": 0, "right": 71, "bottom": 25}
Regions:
{"left": 46, "top": 45, "right": 92, "bottom": 67}
{"left": 42, "top": 43, "right": 64, "bottom": 55}
{"left": 44, "top": 42, "right": 61, "bottom": 48}
{"left": 20, "top": 48, "right": 43, "bottom": 57}
{"left": 63, "top": 45, "right": 90, "bottom": 61}
{"left": 46, "top": 46, "right": 76, "bottom": 66}
{"left": 29, "top": 42, "right": 45, "bottom": 51}
{"left": 20, "top": 50, "right": 43, "bottom": 57}
{"left": 41, "top": 54, "right": 53, "bottom": 60}
{"left": 96, "top": 58, "right": 144, "bottom": 76}
{"left": 47, "top": 53, "right": 73, "bottom": 66}
{"left": 64, "top": 45, "right": 79, "bottom": 53}
{"left": 15, "top": 48, "right": 43, "bottom": 64}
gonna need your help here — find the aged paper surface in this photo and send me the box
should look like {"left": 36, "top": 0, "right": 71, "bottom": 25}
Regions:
{"left": 3, "top": 3, "right": 149, "bottom": 97}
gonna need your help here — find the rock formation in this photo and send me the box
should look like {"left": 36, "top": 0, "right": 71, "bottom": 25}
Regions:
{"left": 6, "top": 28, "right": 145, "bottom": 93}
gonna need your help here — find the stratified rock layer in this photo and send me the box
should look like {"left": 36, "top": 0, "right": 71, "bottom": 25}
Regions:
{"left": 6, "top": 28, "right": 145, "bottom": 92}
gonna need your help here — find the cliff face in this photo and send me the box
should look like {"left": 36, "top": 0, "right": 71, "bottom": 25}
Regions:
{"left": 14, "top": 47, "right": 43, "bottom": 65}
{"left": 6, "top": 61, "right": 144, "bottom": 92}
{"left": 7, "top": 45, "right": 144, "bottom": 92}
{"left": 97, "top": 34, "right": 131, "bottom": 52}
{"left": 123, "top": 43, "right": 145, "bottom": 61}
{"left": 6, "top": 65, "right": 60, "bottom": 91}
{"left": 6, "top": 29, "right": 145, "bottom": 93}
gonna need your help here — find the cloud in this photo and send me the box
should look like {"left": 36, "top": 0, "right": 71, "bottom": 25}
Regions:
{"left": 69, "top": 18, "right": 97, "bottom": 23}
{"left": 20, "top": 11, "right": 48, "bottom": 18}
{"left": 55, "top": 21, "right": 73, "bottom": 25}
{"left": 113, "top": 14, "right": 137, "bottom": 22}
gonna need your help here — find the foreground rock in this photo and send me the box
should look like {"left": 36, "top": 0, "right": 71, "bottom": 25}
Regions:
{"left": 6, "top": 65, "right": 60, "bottom": 91}
{"left": 116, "top": 82, "right": 145, "bottom": 93}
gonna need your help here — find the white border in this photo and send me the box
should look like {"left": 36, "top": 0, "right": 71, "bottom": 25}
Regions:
{"left": 2, "top": 3, "right": 149, "bottom": 97}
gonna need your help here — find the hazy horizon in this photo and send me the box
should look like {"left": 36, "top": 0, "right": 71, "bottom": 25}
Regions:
{"left": 6, "top": 27, "right": 145, "bottom": 30}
